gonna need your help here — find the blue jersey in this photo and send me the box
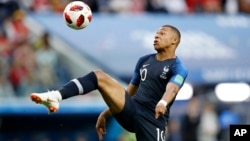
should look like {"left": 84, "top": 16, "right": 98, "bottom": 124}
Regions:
{"left": 130, "top": 54, "right": 188, "bottom": 118}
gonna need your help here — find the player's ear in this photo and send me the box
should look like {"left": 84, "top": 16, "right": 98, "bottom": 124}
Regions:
{"left": 172, "top": 38, "right": 178, "bottom": 45}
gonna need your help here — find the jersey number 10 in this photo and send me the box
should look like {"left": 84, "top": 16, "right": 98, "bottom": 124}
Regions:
{"left": 156, "top": 128, "right": 166, "bottom": 141}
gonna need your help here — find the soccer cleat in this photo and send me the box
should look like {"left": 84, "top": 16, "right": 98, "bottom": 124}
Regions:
{"left": 30, "top": 91, "right": 60, "bottom": 113}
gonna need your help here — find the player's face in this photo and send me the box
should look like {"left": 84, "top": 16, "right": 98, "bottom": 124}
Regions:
{"left": 153, "top": 27, "right": 175, "bottom": 52}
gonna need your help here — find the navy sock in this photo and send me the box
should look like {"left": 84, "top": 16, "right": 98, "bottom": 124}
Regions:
{"left": 59, "top": 71, "right": 98, "bottom": 99}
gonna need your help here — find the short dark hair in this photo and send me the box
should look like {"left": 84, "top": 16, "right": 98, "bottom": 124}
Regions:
{"left": 162, "top": 25, "right": 181, "bottom": 43}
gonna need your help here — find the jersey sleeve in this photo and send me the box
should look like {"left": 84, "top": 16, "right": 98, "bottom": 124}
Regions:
{"left": 169, "top": 62, "right": 188, "bottom": 88}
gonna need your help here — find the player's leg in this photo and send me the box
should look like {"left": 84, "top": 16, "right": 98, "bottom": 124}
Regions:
{"left": 30, "top": 69, "right": 126, "bottom": 114}
{"left": 93, "top": 69, "right": 126, "bottom": 113}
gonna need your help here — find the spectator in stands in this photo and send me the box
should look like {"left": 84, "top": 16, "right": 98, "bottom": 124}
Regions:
{"left": 202, "top": 0, "right": 223, "bottom": 13}
{"left": 96, "top": 0, "right": 111, "bottom": 13}
{"left": 167, "top": 118, "right": 182, "bottom": 141}
{"left": 109, "top": 0, "right": 132, "bottom": 13}
{"left": 163, "top": 0, "right": 187, "bottom": 14}
{"left": 198, "top": 101, "right": 219, "bottom": 141}
{"left": 224, "top": 0, "right": 238, "bottom": 14}
{"left": 4, "top": 9, "right": 29, "bottom": 47}
{"left": 186, "top": 0, "right": 223, "bottom": 13}
{"left": 29, "top": 0, "right": 52, "bottom": 13}
{"left": 24, "top": 0, "right": 68, "bottom": 13}
{"left": 83, "top": 0, "right": 99, "bottom": 13}
{"left": 0, "top": 0, "right": 20, "bottom": 17}
{"left": 185, "top": 0, "right": 203, "bottom": 13}
{"left": 181, "top": 96, "right": 200, "bottom": 141}
{"left": 146, "top": 0, "right": 168, "bottom": 13}
{"left": 50, "top": 0, "right": 71, "bottom": 13}
{"left": 0, "top": 31, "right": 12, "bottom": 60}
{"left": 8, "top": 41, "right": 40, "bottom": 96}
{"left": 0, "top": 55, "right": 15, "bottom": 97}
{"left": 238, "top": 0, "right": 250, "bottom": 13}
{"left": 34, "top": 31, "right": 59, "bottom": 90}
{"left": 130, "top": 0, "right": 147, "bottom": 14}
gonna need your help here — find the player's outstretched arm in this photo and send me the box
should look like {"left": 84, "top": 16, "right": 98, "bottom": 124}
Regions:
{"left": 155, "top": 82, "right": 180, "bottom": 119}
{"left": 96, "top": 108, "right": 112, "bottom": 140}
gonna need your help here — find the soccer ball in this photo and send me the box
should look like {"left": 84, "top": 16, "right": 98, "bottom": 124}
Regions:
{"left": 63, "top": 1, "right": 92, "bottom": 30}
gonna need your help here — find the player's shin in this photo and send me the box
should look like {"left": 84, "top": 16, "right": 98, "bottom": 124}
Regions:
{"left": 59, "top": 71, "right": 98, "bottom": 99}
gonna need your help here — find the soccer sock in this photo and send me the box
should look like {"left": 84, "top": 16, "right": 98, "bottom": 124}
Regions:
{"left": 59, "top": 71, "right": 98, "bottom": 100}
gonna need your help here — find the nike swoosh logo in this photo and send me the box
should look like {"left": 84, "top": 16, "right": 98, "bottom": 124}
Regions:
{"left": 143, "top": 64, "right": 150, "bottom": 67}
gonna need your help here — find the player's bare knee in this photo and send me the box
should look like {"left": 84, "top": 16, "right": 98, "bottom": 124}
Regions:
{"left": 93, "top": 69, "right": 109, "bottom": 83}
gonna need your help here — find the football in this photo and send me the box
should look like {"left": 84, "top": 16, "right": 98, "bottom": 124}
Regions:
{"left": 63, "top": 1, "right": 92, "bottom": 30}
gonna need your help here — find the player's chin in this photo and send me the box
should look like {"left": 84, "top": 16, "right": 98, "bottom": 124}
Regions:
{"left": 154, "top": 45, "right": 160, "bottom": 51}
{"left": 153, "top": 44, "right": 158, "bottom": 49}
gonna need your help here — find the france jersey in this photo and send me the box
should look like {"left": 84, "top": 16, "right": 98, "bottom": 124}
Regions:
{"left": 130, "top": 53, "right": 188, "bottom": 120}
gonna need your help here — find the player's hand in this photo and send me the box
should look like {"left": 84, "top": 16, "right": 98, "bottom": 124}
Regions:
{"left": 96, "top": 114, "right": 107, "bottom": 140}
{"left": 155, "top": 102, "right": 167, "bottom": 119}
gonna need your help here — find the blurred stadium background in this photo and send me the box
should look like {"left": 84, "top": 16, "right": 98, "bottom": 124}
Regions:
{"left": 0, "top": 0, "right": 250, "bottom": 141}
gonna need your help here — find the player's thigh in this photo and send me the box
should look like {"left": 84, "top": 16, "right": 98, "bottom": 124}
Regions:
{"left": 94, "top": 69, "right": 126, "bottom": 113}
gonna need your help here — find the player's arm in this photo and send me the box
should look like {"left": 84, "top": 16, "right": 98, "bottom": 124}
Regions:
{"left": 155, "top": 64, "right": 188, "bottom": 119}
{"left": 127, "top": 83, "right": 138, "bottom": 97}
{"left": 162, "top": 82, "right": 181, "bottom": 106}
{"left": 155, "top": 82, "right": 180, "bottom": 119}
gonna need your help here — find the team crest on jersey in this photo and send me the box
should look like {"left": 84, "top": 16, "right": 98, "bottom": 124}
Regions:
{"left": 160, "top": 66, "right": 169, "bottom": 79}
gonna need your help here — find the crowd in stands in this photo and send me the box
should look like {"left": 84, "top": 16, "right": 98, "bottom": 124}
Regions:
{"left": 0, "top": 1, "right": 70, "bottom": 97}
{"left": 17, "top": 0, "right": 250, "bottom": 14}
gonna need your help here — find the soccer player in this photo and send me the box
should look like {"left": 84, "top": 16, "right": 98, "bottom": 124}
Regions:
{"left": 30, "top": 25, "right": 188, "bottom": 141}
